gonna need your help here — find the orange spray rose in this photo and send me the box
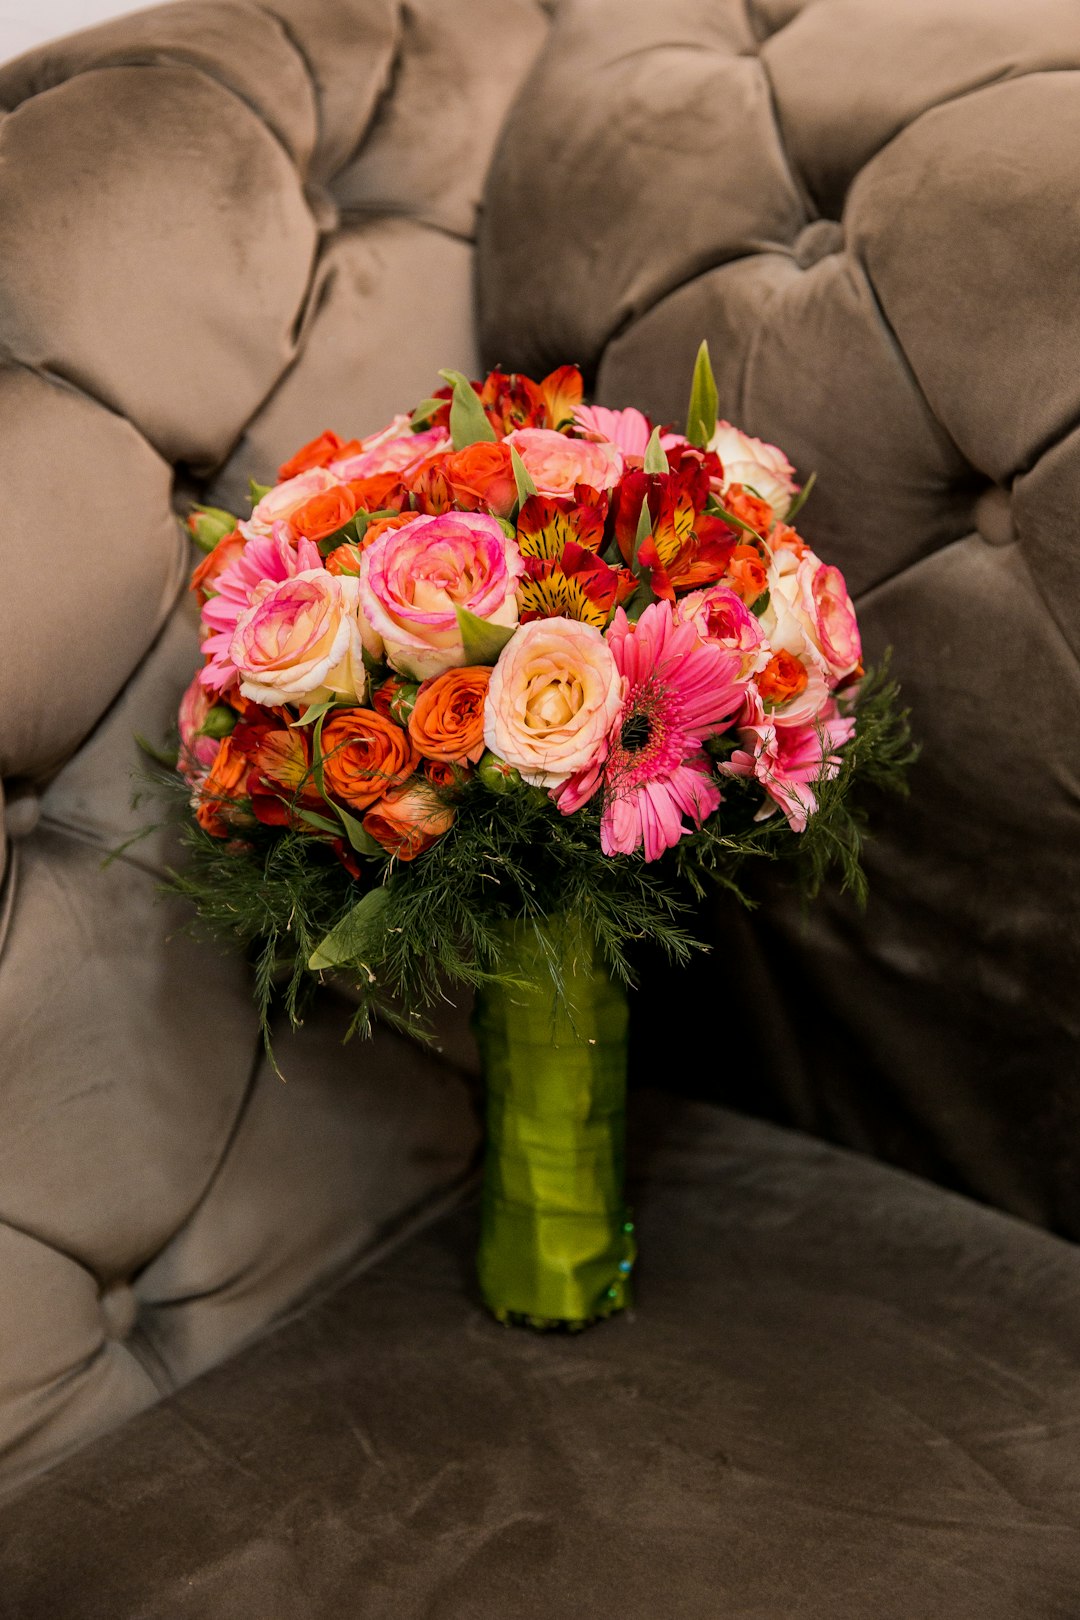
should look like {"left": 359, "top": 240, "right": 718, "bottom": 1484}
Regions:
{"left": 320, "top": 709, "right": 419, "bottom": 811}
{"left": 408, "top": 667, "right": 491, "bottom": 764}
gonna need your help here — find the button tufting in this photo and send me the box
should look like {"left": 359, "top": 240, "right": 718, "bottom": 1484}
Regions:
{"left": 2, "top": 780, "right": 41, "bottom": 840}
{"left": 793, "top": 219, "right": 844, "bottom": 270}
{"left": 304, "top": 183, "right": 340, "bottom": 235}
{"left": 974, "top": 486, "right": 1016, "bottom": 547}
{"left": 100, "top": 1281, "right": 138, "bottom": 1342}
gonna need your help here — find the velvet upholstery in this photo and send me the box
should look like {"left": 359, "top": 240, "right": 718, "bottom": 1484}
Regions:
{"left": 2, "top": 1096, "right": 1079, "bottom": 1620}
{"left": 0, "top": 0, "right": 546, "bottom": 1489}
{"left": 0, "top": 4, "right": 1078, "bottom": 1612}
{"left": 480, "top": 0, "right": 1080, "bottom": 1234}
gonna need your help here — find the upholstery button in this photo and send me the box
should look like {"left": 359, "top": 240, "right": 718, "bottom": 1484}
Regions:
{"left": 100, "top": 1281, "right": 138, "bottom": 1342}
{"left": 793, "top": 220, "right": 844, "bottom": 269}
{"left": 2, "top": 780, "right": 41, "bottom": 840}
{"left": 304, "top": 183, "right": 340, "bottom": 235}
{"left": 974, "top": 486, "right": 1015, "bottom": 547}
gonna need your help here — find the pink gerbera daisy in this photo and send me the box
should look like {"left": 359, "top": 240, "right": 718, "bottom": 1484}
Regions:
{"left": 557, "top": 600, "right": 750, "bottom": 861}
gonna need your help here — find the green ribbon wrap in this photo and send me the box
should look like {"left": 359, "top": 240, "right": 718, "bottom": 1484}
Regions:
{"left": 473, "top": 917, "right": 636, "bottom": 1330}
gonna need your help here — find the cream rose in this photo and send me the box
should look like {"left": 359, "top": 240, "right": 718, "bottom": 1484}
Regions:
{"left": 230, "top": 569, "right": 369, "bottom": 707}
{"left": 484, "top": 616, "right": 624, "bottom": 787}
{"left": 708, "top": 421, "right": 798, "bottom": 515}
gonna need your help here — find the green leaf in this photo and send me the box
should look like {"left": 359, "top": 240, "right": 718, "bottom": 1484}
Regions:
{"left": 784, "top": 469, "right": 816, "bottom": 523}
{"left": 510, "top": 445, "right": 537, "bottom": 509}
{"left": 291, "top": 699, "right": 336, "bottom": 729}
{"left": 631, "top": 493, "right": 652, "bottom": 573}
{"left": 410, "top": 397, "right": 444, "bottom": 429}
{"left": 308, "top": 885, "right": 392, "bottom": 972}
{"left": 337, "top": 805, "right": 385, "bottom": 858}
{"left": 249, "top": 477, "right": 273, "bottom": 505}
{"left": 627, "top": 496, "right": 658, "bottom": 611}
{"left": 134, "top": 731, "right": 179, "bottom": 769}
{"left": 686, "top": 339, "right": 719, "bottom": 450}
{"left": 455, "top": 605, "right": 515, "bottom": 666}
{"left": 750, "top": 589, "right": 771, "bottom": 619}
{"left": 643, "top": 426, "right": 668, "bottom": 474}
{"left": 295, "top": 808, "right": 345, "bottom": 836}
{"left": 438, "top": 369, "right": 496, "bottom": 450}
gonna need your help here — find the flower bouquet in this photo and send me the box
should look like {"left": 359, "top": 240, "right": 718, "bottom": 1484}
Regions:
{"left": 163, "top": 345, "right": 910, "bottom": 1330}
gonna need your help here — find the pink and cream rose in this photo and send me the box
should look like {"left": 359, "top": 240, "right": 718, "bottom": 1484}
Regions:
{"left": 676, "top": 585, "right": 770, "bottom": 681}
{"left": 359, "top": 511, "right": 524, "bottom": 680}
{"left": 708, "top": 421, "right": 799, "bottom": 516}
{"left": 329, "top": 417, "right": 450, "bottom": 481}
{"left": 240, "top": 467, "right": 343, "bottom": 541}
{"left": 758, "top": 550, "right": 861, "bottom": 702}
{"left": 505, "top": 427, "right": 623, "bottom": 496}
{"left": 484, "top": 616, "right": 624, "bottom": 788}
{"left": 230, "top": 569, "right": 372, "bottom": 707}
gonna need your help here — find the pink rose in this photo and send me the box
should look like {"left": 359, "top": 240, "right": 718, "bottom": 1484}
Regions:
{"left": 505, "top": 427, "right": 623, "bottom": 496}
{"left": 359, "top": 511, "right": 523, "bottom": 680}
{"left": 329, "top": 416, "right": 450, "bottom": 480}
{"left": 808, "top": 561, "right": 862, "bottom": 682}
{"left": 484, "top": 616, "right": 624, "bottom": 788}
{"left": 240, "top": 467, "right": 343, "bottom": 541}
{"left": 708, "top": 421, "right": 798, "bottom": 516}
{"left": 676, "top": 585, "right": 770, "bottom": 680}
{"left": 177, "top": 672, "right": 223, "bottom": 785}
{"left": 230, "top": 569, "right": 370, "bottom": 707}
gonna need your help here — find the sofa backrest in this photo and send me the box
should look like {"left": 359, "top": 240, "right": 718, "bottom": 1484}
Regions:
{"left": 479, "top": 0, "right": 1080, "bottom": 1233}
{"left": 0, "top": 0, "right": 547, "bottom": 1492}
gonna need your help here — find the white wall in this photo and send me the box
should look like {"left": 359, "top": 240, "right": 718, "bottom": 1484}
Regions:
{"left": 0, "top": 0, "right": 157, "bottom": 65}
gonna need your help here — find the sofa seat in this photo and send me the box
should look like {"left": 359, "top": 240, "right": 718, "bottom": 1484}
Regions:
{"left": 2, "top": 1092, "right": 1077, "bottom": 1620}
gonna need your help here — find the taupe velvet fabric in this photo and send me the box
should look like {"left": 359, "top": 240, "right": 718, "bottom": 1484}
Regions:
{"left": 2, "top": 1094, "right": 1079, "bottom": 1620}
{"left": 480, "top": 0, "right": 1080, "bottom": 1234}
{"left": 0, "top": 0, "right": 547, "bottom": 1489}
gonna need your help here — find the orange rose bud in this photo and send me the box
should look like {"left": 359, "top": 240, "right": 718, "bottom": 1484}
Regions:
{"left": 361, "top": 511, "right": 415, "bottom": 551}
{"left": 325, "top": 542, "right": 365, "bottom": 578}
{"left": 195, "top": 735, "right": 254, "bottom": 837}
{"left": 408, "top": 667, "right": 491, "bottom": 765}
{"left": 726, "top": 544, "right": 769, "bottom": 605}
{"left": 287, "top": 484, "right": 359, "bottom": 543}
{"left": 277, "top": 430, "right": 360, "bottom": 482}
{"left": 190, "top": 529, "right": 244, "bottom": 603}
{"left": 362, "top": 779, "right": 455, "bottom": 861}
{"left": 757, "top": 650, "right": 809, "bottom": 706}
{"left": 439, "top": 442, "right": 519, "bottom": 517}
{"left": 424, "top": 759, "right": 470, "bottom": 791}
{"left": 320, "top": 709, "right": 419, "bottom": 812}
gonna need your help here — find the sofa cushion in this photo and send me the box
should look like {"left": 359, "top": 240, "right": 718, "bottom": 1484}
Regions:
{"left": 1, "top": 1093, "right": 1077, "bottom": 1619}
{"left": 477, "top": 0, "right": 1080, "bottom": 1233}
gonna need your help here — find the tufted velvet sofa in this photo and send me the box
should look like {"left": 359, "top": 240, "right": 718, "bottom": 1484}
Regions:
{"left": 1, "top": 1, "right": 1080, "bottom": 1616}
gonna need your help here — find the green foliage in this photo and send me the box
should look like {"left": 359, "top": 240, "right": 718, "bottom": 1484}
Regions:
{"left": 686, "top": 340, "right": 719, "bottom": 449}
{"left": 455, "top": 605, "right": 516, "bottom": 665}
{"left": 440, "top": 369, "right": 497, "bottom": 449}
{"left": 154, "top": 660, "right": 913, "bottom": 1051}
